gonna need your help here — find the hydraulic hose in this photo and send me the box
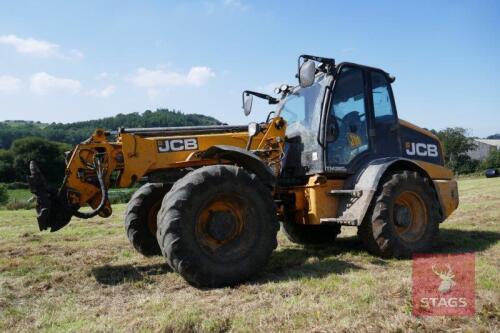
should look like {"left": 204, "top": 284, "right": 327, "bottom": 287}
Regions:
{"left": 72, "top": 158, "right": 109, "bottom": 219}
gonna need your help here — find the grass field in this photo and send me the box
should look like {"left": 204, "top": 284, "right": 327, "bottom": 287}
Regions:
{"left": 0, "top": 178, "right": 499, "bottom": 332}
{"left": 3, "top": 188, "right": 136, "bottom": 208}
{"left": 5, "top": 189, "right": 33, "bottom": 202}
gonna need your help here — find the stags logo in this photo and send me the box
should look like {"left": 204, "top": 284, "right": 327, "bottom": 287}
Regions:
{"left": 432, "top": 264, "right": 456, "bottom": 293}
{"left": 412, "top": 253, "right": 475, "bottom": 316}
{"left": 405, "top": 142, "right": 439, "bottom": 157}
{"left": 157, "top": 138, "right": 198, "bottom": 153}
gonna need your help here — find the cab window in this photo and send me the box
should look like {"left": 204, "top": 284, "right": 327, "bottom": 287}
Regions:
{"left": 326, "top": 67, "right": 369, "bottom": 165}
{"left": 371, "top": 71, "right": 396, "bottom": 123}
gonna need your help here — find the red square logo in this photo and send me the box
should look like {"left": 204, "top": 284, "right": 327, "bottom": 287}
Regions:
{"left": 412, "top": 253, "right": 475, "bottom": 316}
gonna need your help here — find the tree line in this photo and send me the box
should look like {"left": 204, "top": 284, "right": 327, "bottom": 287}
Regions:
{"left": 0, "top": 108, "right": 221, "bottom": 149}
{"left": 434, "top": 127, "right": 500, "bottom": 175}
{"left": 0, "top": 109, "right": 221, "bottom": 184}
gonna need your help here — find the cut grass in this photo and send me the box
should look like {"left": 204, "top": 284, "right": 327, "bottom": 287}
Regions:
{"left": 0, "top": 178, "right": 499, "bottom": 332}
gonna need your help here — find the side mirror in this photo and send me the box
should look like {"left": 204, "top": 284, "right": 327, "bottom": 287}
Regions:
{"left": 298, "top": 60, "right": 316, "bottom": 87}
{"left": 242, "top": 92, "right": 253, "bottom": 116}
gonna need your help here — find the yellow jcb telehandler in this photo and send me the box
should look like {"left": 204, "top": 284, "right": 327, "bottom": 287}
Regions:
{"left": 29, "top": 55, "right": 459, "bottom": 287}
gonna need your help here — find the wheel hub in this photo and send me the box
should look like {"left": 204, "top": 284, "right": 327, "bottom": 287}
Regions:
{"left": 394, "top": 205, "right": 411, "bottom": 228}
{"left": 393, "top": 190, "right": 428, "bottom": 243}
{"left": 206, "top": 210, "right": 237, "bottom": 241}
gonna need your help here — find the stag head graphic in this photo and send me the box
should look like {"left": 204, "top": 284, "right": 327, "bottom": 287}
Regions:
{"left": 431, "top": 264, "right": 456, "bottom": 293}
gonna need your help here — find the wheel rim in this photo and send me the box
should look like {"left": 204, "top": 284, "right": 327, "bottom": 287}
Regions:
{"left": 392, "top": 191, "right": 428, "bottom": 243}
{"left": 147, "top": 201, "right": 162, "bottom": 235}
{"left": 195, "top": 194, "right": 246, "bottom": 252}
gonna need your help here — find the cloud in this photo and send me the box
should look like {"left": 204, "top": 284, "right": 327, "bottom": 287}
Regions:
{"left": 29, "top": 72, "right": 82, "bottom": 95}
{"left": 0, "top": 75, "right": 22, "bottom": 94}
{"left": 0, "top": 34, "right": 83, "bottom": 59}
{"left": 86, "top": 85, "right": 116, "bottom": 98}
{"left": 186, "top": 67, "right": 216, "bottom": 86}
{"left": 0, "top": 35, "right": 57, "bottom": 57}
{"left": 67, "top": 49, "right": 84, "bottom": 60}
{"left": 147, "top": 89, "right": 160, "bottom": 99}
{"left": 223, "top": 0, "right": 250, "bottom": 11}
{"left": 95, "top": 72, "right": 109, "bottom": 80}
{"left": 130, "top": 66, "right": 215, "bottom": 96}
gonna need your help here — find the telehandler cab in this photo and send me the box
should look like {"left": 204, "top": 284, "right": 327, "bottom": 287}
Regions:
{"left": 29, "top": 55, "right": 459, "bottom": 287}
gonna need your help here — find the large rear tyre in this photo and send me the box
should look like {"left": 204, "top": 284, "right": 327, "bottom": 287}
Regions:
{"left": 157, "top": 165, "right": 279, "bottom": 288}
{"left": 124, "top": 183, "right": 169, "bottom": 256}
{"left": 281, "top": 222, "right": 341, "bottom": 245}
{"left": 358, "top": 171, "right": 441, "bottom": 258}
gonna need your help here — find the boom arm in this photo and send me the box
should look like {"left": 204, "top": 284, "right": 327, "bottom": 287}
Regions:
{"left": 29, "top": 118, "right": 286, "bottom": 232}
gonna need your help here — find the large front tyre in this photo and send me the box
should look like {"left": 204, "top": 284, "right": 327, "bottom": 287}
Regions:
{"left": 156, "top": 165, "right": 279, "bottom": 288}
{"left": 124, "top": 183, "right": 169, "bottom": 256}
{"left": 358, "top": 171, "right": 441, "bottom": 258}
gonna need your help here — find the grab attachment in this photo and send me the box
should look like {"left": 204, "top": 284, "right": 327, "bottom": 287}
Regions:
{"left": 27, "top": 158, "right": 109, "bottom": 232}
{"left": 27, "top": 161, "right": 73, "bottom": 232}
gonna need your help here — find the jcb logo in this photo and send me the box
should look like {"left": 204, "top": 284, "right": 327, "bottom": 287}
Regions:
{"left": 405, "top": 142, "right": 438, "bottom": 157}
{"left": 157, "top": 138, "right": 198, "bottom": 152}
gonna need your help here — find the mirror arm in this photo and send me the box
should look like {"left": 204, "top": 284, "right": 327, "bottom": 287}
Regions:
{"left": 299, "top": 54, "right": 335, "bottom": 64}
{"left": 298, "top": 55, "right": 336, "bottom": 81}
{"left": 243, "top": 90, "right": 279, "bottom": 105}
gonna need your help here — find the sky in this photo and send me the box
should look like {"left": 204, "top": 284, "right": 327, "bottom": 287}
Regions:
{"left": 0, "top": 0, "right": 498, "bottom": 137}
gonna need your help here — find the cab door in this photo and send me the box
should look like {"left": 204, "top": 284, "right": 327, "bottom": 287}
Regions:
{"left": 325, "top": 65, "right": 371, "bottom": 173}
{"left": 368, "top": 70, "right": 401, "bottom": 157}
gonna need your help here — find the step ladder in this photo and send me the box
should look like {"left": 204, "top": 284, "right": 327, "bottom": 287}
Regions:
{"left": 320, "top": 189, "right": 364, "bottom": 226}
{"left": 328, "top": 189, "right": 363, "bottom": 197}
{"left": 320, "top": 217, "right": 358, "bottom": 226}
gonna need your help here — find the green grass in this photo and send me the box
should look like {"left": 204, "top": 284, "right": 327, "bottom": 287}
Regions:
{"left": 2, "top": 188, "right": 136, "bottom": 209}
{"left": 6, "top": 189, "right": 32, "bottom": 202}
{"left": 0, "top": 178, "right": 498, "bottom": 332}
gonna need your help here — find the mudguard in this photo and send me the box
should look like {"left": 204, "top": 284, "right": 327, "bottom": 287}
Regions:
{"left": 337, "top": 157, "right": 453, "bottom": 225}
{"left": 201, "top": 145, "right": 276, "bottom": 187}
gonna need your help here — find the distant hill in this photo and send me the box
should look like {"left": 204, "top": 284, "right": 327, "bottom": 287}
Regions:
{"left": 0, "top": 109, "right": 221, "bottom": 149}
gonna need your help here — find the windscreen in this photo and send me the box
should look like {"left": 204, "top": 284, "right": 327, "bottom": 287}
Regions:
{"left": 277, "top": 74, "right": 331, "bottom": 173}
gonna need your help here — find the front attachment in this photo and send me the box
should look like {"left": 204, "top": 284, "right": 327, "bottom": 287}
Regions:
{"left": 27, "top": 161, "right": 73, "bottom": 232}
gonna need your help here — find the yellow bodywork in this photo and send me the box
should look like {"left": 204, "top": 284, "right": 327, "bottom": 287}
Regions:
{"left": 433, "top": 179, "right": 459, "bottom": 219}
{"left": 63, "top": 118, "right": 286, "bottom": 213}
{"left": 62, "top": 115, "right": 458, "bottom": 226}
{"left": 284, "top": 176, "right": 344, "bottom": 225}
{"left": 412, "top": 160, "right": 459, "bottom": 219}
